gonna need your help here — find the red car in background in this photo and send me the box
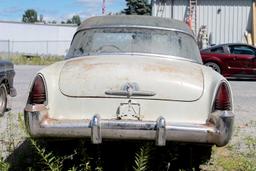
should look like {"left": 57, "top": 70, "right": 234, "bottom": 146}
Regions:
{"left": 200, "top": 43, "right": 256, "bottom": 79}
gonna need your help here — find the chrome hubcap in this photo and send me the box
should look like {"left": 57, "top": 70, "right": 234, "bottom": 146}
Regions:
{"left": 0, "top": 86, "right": 6, "bottom": 113}
{"left": 205, "top": 62, "right": 221, "bottom": 73}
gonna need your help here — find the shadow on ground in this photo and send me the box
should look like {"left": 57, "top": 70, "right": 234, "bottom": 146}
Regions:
{"left": 5, "top": 139, "right": 212, "bottom": 171}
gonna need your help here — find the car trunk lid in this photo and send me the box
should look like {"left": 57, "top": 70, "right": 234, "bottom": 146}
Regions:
{"left": 59, "top": 55, "right": 204, "bottom": 101}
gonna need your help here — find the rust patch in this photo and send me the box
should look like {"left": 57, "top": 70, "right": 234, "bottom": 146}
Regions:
{"left": 24, "top": 104, "right": 47, "bottom": 112}
{"left": 82, "top": 62, "right": 117, "bottom": 71}
{"left": 41, "top": 116, "right": 91, "bottom": 125}
{"left": 40, "top": 113, "right": 51, "bottom": 125}
{"left": 203, "top": 122, "right": 215, "bottom": 128}
{"left": 143, "top": 64, "right": 177, "bottom": 73}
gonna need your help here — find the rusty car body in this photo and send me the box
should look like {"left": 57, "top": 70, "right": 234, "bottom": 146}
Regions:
{"left": 24, "top": 16, "right": 234, "bottom": 149}
{"left": 0, "top": 60, "right": 16, "bottom": 116}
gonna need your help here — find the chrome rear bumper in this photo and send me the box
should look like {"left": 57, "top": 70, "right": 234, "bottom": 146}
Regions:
{"left": 24, "top": 104, "right": 234, "bottom": 146}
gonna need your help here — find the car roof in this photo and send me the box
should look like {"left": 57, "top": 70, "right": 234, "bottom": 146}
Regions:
{"left": 77, "top": 15, "right": 193, "bottom": 35}
{"left": 202, "top": 43, "right": 255, "bottom": 51}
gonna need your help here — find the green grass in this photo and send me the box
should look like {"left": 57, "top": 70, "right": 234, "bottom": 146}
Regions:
{"left": 202, "top": 145, "right": 256, "bottom": 171}
{"left": 0, "top": 55, "right": 63, "bottom": 65}
{"left": 201, "top": 122, "right": 256, "bottom": 171}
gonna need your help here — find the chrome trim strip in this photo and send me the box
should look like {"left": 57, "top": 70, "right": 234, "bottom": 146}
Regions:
{"left": 105, "top": 90, "right": 156, "bottom": 97}
{"left": 66, "top": 53, "right": 199, "bottom": 65}
{"left": 79, "top": 25, "right": 194, "bottom": 38}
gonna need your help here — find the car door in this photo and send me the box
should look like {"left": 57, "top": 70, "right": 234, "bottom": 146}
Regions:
{"left": 228, "top": 45, "right": 255, "bottom": 75}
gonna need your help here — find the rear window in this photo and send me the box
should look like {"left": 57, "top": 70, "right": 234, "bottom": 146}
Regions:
{"left": 66, "top": 27, "right": 202, "bottom": 63}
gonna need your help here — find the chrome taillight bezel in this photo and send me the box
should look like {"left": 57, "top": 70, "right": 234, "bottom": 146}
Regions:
{"left": 212, "top": 81, "right": 232, "bottom": 112}
{"left": 28, "top": 74, "right": 48, "bottom": 105}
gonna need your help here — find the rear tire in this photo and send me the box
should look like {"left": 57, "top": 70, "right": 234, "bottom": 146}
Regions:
{"left": 0, "top": 84, "right": 7, "bottom": 117}
{"left": 190, "top": 145, "right": 212, "bottom": 170}
{"left": 205, "top": 62, "right": 221, "bottom": 74}
{"left": 177, "top": 144, "right": 212, "bottom": 171}
{"left": 149, "top": 143, "right": 212, "bottom": 171}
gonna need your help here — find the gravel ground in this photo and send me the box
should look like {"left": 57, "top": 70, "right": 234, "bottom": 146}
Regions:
{"left": 230, "top": 80, "right": 256, "bottom": 125}
{"left": 0, "top": 65, "right": 44, "bottom": 157}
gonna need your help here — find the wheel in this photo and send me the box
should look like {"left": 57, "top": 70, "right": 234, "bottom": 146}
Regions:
{"left": 178, "top": 145, "right": 212, "bottom": 171}
{"left": 205, "top": 62, "right": 221, "bottom": 73}
{"left": 0, "top": 84, "right": 7, "bottom": 116}
{"left": 148, "top": 143, "right": 212, "bottom": 171}
{"left": 191, "top": 145, "right": 212, "bottom": 169}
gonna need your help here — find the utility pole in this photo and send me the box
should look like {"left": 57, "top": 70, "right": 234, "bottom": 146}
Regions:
{"left": 102, "top": 0, "right": 106, "bottom": 15}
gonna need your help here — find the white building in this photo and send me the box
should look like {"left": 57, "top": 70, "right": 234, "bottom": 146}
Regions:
{"left": 152, "top": 0, "right": 254, "bottom": 47}
{"left": 0, "top": 21, "right": 77, "bottom": 56}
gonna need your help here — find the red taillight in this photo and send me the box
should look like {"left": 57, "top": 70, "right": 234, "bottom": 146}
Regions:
{"left": 214, "top": 82, "right": 231, "bottom": 111}
{"left": 29, "top": 75, "right": 46, "bottom": 104}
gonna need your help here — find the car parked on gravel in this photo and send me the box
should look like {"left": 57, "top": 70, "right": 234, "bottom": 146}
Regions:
{"left": 0, "top": 60, "right": 16, "bottom": 116}
{"left": 24, "top": 15, "right": 234, "bottom": 159}
{"left": 201, "top": 43, "right": 256, "bottom": 79}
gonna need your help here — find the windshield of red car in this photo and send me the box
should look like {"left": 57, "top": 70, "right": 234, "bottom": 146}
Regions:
{"left": 66, "top": 27, "right": 202, "bottom": 63}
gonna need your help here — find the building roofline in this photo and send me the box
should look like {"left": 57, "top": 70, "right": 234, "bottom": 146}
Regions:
{"left": 0, "top": 20, "right": 77, "bottom": 28}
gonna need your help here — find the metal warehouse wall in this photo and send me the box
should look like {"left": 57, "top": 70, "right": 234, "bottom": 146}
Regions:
{"left": 152, "top": 0, "right": 252, "bottom": 45}
{"left": 0, "top": 21, "right": 77, "bottom": 56}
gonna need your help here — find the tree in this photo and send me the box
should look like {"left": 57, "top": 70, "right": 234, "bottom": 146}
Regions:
{"left": 122, "top": 0, "right": 151, "bottom": 15}
{"left": 51, "top": 20, "right": 57, "bottom": 24}
{"left": 22, "top": 9, "right": 38, "bottom": 23}
{"left": 66, "top": 19, "right": 72, "bottom": 24}
{"left": 71, "top": 15, "right": 81, "bottom": 26}
{"left": 65, "top": 15, "right": 81, "bottom": 25}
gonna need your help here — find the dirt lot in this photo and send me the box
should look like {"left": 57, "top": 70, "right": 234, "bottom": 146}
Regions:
{"left": 0, "top": 65, "right": 256, "bottom": 170}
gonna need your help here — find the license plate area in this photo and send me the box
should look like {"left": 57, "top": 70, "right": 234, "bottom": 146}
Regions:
{"left": 117, "top": 100, "right": 141, "bottom": 120}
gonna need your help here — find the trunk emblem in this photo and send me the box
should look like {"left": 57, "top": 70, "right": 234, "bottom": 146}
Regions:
{"left": 105, "top": 82, "right": 156, "bottom": 98}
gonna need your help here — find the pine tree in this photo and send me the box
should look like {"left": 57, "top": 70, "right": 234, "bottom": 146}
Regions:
{"left": 123, "top": 0, "right": 151, "bottom": 15}
{"left": 22, "top": 9, "right": 38, "bottom": 23}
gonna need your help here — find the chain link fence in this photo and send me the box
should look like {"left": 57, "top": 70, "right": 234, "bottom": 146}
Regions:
{"left": 0, "top": 40, "right": 71, "bottom": 59}
{"left": 0, "top": 40, "right": 10, "bottom": 59}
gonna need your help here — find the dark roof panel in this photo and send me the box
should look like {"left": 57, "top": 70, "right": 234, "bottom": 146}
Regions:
{"left": 78, "top": 15, "right": 193, "bottom": 35}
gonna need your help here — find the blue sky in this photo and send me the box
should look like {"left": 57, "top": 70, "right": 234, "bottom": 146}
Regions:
{"left": 0, "top": 0, "right": 126, "bottom": 22}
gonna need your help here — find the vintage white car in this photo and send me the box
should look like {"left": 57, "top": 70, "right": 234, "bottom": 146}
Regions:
{"left": 24, "top": 16, "right": 234, "bottom": 149}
